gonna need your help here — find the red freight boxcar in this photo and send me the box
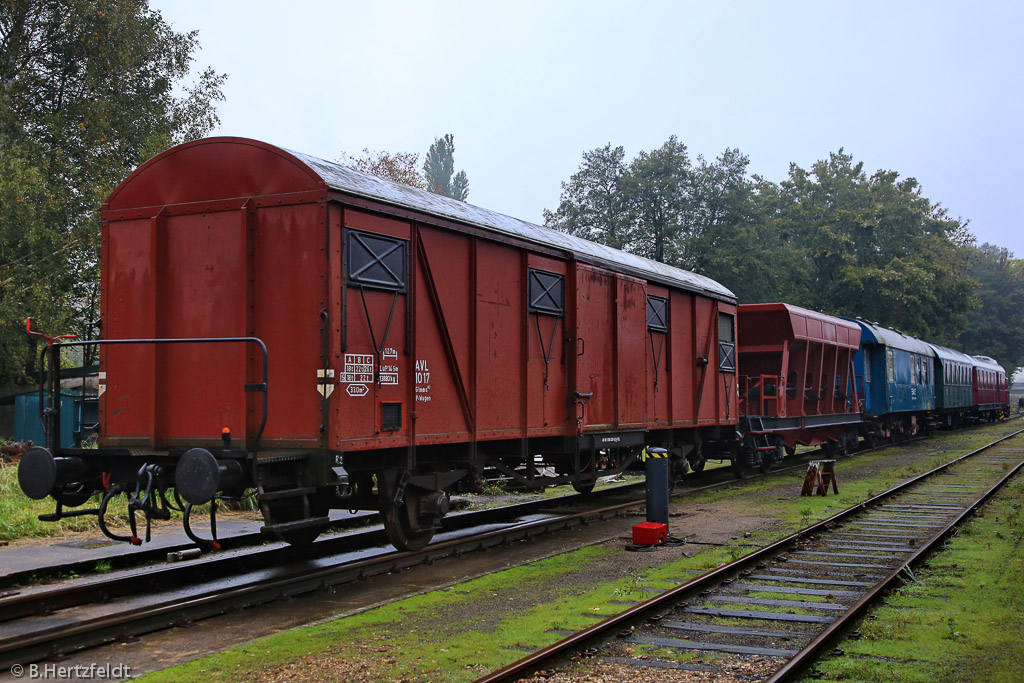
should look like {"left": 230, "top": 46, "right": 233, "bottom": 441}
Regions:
{"left": 735, "top": 303, "right": 862, "bottom": 474}
{"left": 19, "top": 137, "right": 737, "bottom": 550}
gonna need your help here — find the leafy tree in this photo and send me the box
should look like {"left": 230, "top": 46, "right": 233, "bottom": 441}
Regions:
{"left": 625, "top": 136, "right": 691, "bottom": 265}
{"left": 547, "top": 141, "right": 977, "bottom": 346}
{"left": 0, "top": 0, "right": 225, "bottom": 383}
{"left": 450, "top": 169, "right": 469, "bottom": 202}
{"left": 543, "top": 143, "right": 632, "bottom": 250}
{"left": 957, "top": 244, "right": 1024, "bottom": 374}
{"left": 684, "top": 152, "right": 803, "bottom": 304}
{"left": 341, "top": 147, "right": 425, "bottom": 188}
{"left": 423, "top": 133, "right": 468, "bottom": 201}
{"left": 766, "top": 150, "right": 975, "bottom": 340}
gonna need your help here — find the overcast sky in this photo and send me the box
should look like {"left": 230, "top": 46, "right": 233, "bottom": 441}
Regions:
{"left": 151, "top": 0, "right": 1023, "bottom": 258}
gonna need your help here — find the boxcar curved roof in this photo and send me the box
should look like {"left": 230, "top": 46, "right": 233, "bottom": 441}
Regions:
{"left": 843, "top": 318, "right": 933, "bottom": 355}
{"left": 105, "top": 137, "right": 734, "bottom": 301}
{"left": 926, "top": 343, "right": 974, "bottom": 365}
{"left": 971, "top": 355, "right": 1006, "bottom": 374}
{"left": 288, "top": 148, "right": 735, "bottom": 300}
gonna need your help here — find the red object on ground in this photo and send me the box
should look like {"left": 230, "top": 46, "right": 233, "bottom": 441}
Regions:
{"left": 632, "top": 522, "right": 668, "bottom": 546}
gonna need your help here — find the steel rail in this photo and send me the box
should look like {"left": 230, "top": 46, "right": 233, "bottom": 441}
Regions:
{"left": 475, "top": 427, "right": 1024, "bottom": 683}
{"left": 767, "top": 436, "right": 1024, "bottom": 681}
{"left": 0, "top": 480, "right": 643, "bottom": 621}
{"left": 0, "top": 443, "right": 841, "bottom": 668}
{"left": 9, "top": 411, "right": 976, "bottom": 587}
{"left": 4, "top": 422, "right": 1008, "bottom": 668}
{"left": 0, "top": 492, "right": 650, "bottom": 668}
{"left": 0, "top": 437, "right": 818, "bottom": 605}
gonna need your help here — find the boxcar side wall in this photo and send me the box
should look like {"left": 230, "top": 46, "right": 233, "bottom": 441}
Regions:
{"left": 329, "top": 201, "right": 737, "bottom": 465}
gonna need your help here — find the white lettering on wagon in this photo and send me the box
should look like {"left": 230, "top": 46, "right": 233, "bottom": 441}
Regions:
{"left": 379, "top": 347, "right": 399, "bottom": 386}
{"left": 341, "top": 353, "right": 373, "bottom": 398}
{"left": 346, "top": 383, "right": 368, "bottom": 397}
{"left": 415, "top": 358, "right": 432, "bottom": 403}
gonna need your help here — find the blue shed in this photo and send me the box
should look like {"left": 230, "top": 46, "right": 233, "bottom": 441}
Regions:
{"left": 843, "top": 320, "right": 935, "bottom": 417}
{"left": 13, "top": 392, "right": 94, "bottom": 448}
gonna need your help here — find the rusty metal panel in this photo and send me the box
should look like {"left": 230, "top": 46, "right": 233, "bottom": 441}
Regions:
{"left": 99, "top": 217, "right": 156, "bottom": 446}
{"left": 475, "top": 241, "right": 524, "bottom": 435}
{"left": 254, "top": 203, "right": 326, "bottom": 445}
{"left": 693, "top": 297, "right": 719, "bottom": 423}
{"left": 574, "top": 265, "right": 615, "bottom": 431}
{"left": 615, "top": 276, "right": 647, "bottom": 428}
{"left": 335, "top": 213, "right": 412, "bottom": 450}
{"left": 717, "top": 302, "right": 738, "bottom": 423}
{"left": 528, "top": 255, "right": 568, "bottom": 435}
{"left": 668, "top": 291, "right": 696, "bottom": 425}
{"left": 155, "top": 210, "right": 248, "bottom": 445}
{"left": 101, "top": 209, "right": 251, "bottom": 448}
{"left": 646, "top": 285, "right": 671, "bottom": 425}
{"left": 410, "top": 226, "right": 473, "bottom": 440}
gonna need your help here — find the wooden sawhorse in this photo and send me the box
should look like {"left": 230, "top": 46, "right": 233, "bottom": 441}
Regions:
{"left": 801, "top": 459, "right": 838, "bottom": 496}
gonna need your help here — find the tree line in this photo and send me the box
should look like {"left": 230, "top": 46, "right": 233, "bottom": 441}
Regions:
{"left": 1, "top": 1, "right": 1019, "bottom": 386}
{"left": 544, "top": 139, "right": 1024, "bottom": 375}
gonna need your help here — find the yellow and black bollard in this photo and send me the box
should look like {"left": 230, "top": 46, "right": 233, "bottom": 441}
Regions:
{"left": 632, "top": 446, "right": 670, "bottom": 546}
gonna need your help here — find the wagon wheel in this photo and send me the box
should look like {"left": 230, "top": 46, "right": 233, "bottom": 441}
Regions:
{"left": 381, "top": 500, "right": 435, "bottom": 551}
{"left": 731, "top": 444, "right": 755, "bottom": 479}
{"left": 730, "top": 457, "right": 749, "bottom": 479}
{"left": 264, "top": 499, "right": 326, "bottom": 546}
{"left": 669, "top": 454, "right": 689, "bottom": 489}
{"left": 686, "top": 443, "right": 706, "bottom": 472}
{"left": 571, "top": 478, "right": 596, "bottom": 494}
{"left": 378, "top": 482, "right": 445, "bottom": 552}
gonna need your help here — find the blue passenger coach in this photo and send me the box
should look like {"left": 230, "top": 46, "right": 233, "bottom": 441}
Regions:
{"left": 845, "top": 319, "right": 935, "bottom": 439}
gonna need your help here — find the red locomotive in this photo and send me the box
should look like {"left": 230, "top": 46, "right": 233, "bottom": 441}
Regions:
{"left": 18, "top": 138, "right": 739, "bottom": 550}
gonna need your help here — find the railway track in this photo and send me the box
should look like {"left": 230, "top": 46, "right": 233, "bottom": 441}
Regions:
{"left": 0, "top": 459, "right": 763, "bottom": 669}
{"left": 0, "top": 421, "right": 1010, "bottom": 670}
{"left": 476, "top": 427, "right": 1024, "bottom": 682}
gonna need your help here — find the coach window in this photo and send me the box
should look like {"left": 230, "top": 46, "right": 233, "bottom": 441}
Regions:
{"left": 345, "top": 230, "right": 408, "bottom": 292}
{"left": 887, "top": 348, "right": 895, "bottom": 384}
{"left": 718, "top": 312, "right": 736, "bottom": 372}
